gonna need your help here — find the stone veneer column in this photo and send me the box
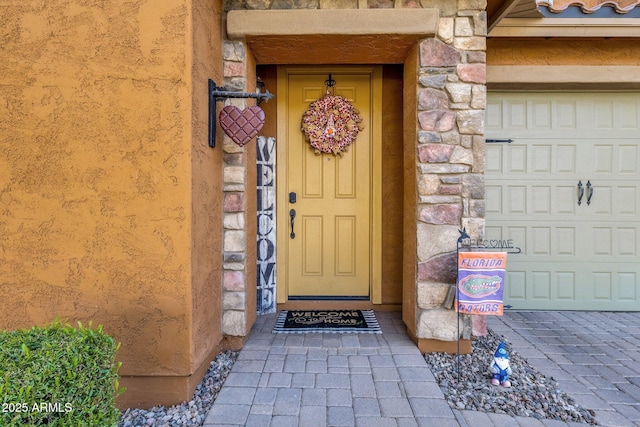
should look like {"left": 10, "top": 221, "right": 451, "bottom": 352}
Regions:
{"left": 221, "top": 40, "right": 248, "bottom": 336}
{"left": 414, "top": 0, "right": 487, "bottom": 348}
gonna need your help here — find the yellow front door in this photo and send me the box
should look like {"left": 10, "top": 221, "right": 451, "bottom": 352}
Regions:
{"left": 277, "top": 67, "right": 381, "bottom": 300}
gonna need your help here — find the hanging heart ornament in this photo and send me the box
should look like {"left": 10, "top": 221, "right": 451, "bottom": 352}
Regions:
{"left": 219, "top": 105, "right": 265, "bottom": 146}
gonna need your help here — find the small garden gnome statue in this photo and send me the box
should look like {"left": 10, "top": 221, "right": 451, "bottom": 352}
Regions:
{"left": 490, "top": 341, "right": 512, "bottom": 387}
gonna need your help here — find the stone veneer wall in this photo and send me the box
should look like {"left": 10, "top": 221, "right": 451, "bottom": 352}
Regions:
{"left": 220, "top": 40, "right": 250, "bottom": 336}
{"left": 415, "top": 1, "right": 487, "bottom": 342}
{"left": 221, "top": 0, "right": 487, "bottom": 344}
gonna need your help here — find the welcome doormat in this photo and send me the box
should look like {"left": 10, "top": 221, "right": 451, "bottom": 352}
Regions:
{"left": 272, "top": 310, "right": 382, "bottom": 334}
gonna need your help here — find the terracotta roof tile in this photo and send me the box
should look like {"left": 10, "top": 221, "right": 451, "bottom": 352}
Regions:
{"left": 537, "top": 0, "right": 640, "bottom": 13}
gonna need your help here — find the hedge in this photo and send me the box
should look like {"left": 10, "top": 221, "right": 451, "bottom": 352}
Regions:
{"left": 0, "top": 320, "right": 125, "bottom": 426}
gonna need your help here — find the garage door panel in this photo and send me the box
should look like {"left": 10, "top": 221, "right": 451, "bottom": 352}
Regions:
{"left": 557, "top": 272, "right": 576, "bottom": 300}
{"left": 556, "top": 145, "right": 577, "bottom": 173}
{"left": 486, "top": 92, "right": 640, "bottom": 311}
{"left": 532, "top": 145, "right": 552, "bottom": 172}
{"left": 616, "top": 187, "right": 637, "bottom": 215}
{"left": 619, "top": 145, "right": 639, "bottom": 173}
{"left": 486, "top": 145, "right": 502, "bottom": 172}
{"left": 506, "top": 100, "right": 527, "bottom": 128}
{"left": 508, "top": 146, "right": 527, "bottom": 173}
{"left": 506, "top": 271, "right": 526, "bottom": 300}
{"left": 557, "top": 186, "right": 575, "bottom": 213}
{"left": 618, "top": 228, "right": 637, "bottom": 256}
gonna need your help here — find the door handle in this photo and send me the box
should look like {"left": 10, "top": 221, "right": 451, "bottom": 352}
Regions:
{"left": 586, "top": 180, "right": 593, "bottom": 205}
{"left": 289, "top": 209, "right": 296, "bottom": 239}
{"left": 577, "top": 180, "right": 584, "bottom": 206}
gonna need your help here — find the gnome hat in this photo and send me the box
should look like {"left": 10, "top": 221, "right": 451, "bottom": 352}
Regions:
{"left": 494, "top": 341, "right": 509, "bottom": 359}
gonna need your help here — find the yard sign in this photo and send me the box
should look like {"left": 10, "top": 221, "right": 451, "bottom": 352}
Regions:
{"left": 456, "top": 252, "right": 507, "bottom": 316}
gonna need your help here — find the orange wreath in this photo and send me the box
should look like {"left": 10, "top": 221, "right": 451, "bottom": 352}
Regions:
{"left": 301, "top": 94, "right": 364, "bottom": 155}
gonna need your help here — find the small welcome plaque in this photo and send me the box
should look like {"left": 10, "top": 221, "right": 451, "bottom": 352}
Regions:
{"left": 456, "top": 252, "right": 507, "bottom": 316}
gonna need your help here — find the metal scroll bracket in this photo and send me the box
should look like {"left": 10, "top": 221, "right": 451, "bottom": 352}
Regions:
{"left": 208, "top": 79, "right": 274, "bottom": 148}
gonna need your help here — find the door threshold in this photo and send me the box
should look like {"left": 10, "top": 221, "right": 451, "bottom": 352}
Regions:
{"left": 277, "top": 300, "right": 401, "bottom": 312}
{"left": 288, "top": 296, "right": 370, "bottom": 301}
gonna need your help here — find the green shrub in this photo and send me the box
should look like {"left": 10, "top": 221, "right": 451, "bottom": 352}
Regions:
{"left": 0, "top": 320, "right": 125, "bottom": 427}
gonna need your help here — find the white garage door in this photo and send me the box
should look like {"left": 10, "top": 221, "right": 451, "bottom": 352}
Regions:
{"left": 485, "top": 93, "right": 640, "bottom": 310}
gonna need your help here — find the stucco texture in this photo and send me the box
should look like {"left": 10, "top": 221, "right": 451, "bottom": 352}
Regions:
{"left": 0, "top": 0, "right": 224, "bottom": 407}
{"left": 487, "top": 38, "right": 640, "bottom": 65}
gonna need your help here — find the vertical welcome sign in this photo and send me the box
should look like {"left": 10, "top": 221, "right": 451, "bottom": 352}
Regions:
{"left": 456, "top": 252, "right": 507, "bottom": 316}
{"left": 257, "top": 136, "right": 276, "bottom": 315}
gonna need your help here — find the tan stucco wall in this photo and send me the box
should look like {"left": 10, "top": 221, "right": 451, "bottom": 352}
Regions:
{"left": 487, "top": 38, "right": 640, "bottom": 65}
{"left": 0, "top": 0, "right": 224, "bottom": 408}
{"left": 190, "top": 0, "right": 225, "bottom": 379}
{"left": 487, "top": 38, "right": 640, "bottom": 89}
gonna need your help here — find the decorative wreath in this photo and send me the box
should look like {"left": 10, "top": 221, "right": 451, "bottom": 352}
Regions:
{"left": 301, "top": 92, "right": 364, "bottom": 155}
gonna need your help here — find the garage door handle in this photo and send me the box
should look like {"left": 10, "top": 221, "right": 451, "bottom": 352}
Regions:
{"left": 577, "top": 180, "right": 584, "bottom": 206}
{"left": 586, "top": 181, "right": 593, "bottom": 205}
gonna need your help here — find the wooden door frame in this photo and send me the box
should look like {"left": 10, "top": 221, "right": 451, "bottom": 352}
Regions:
{"left": 275, "top": 65, "right": 383, "bottom": 306}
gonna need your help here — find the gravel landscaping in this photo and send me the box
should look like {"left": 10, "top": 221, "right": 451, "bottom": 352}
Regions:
{"left": 424, "top": 328, "right": 598, "bottom": 424}
{"left": 118, "top": 350, "right": 238, "bottom": 427}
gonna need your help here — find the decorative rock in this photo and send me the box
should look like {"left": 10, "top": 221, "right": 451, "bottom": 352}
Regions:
{"left": 419, "top": 164, "right": 470, "bottom": 174}
{"left": 451, "top": 146, "right": 473, "bottom": 165}
{"left": 419, "top": 144, "right": 454, "bottom": 163}
{"left": 420, "top": 74, "right": 447, "bottom": 89}
{"left": 416, "top": 308, "right": 463, "bottom": 341}
{"left": 418, "top": 131, "right": 441, "bottom": 144}
{"left": 224, "top": 230, "right": 245, "bottom": 252}
{"left": 222, "top": 310, "right": 246, "bottom": 336}
{"left": 224, "top": 153, "right": 244, "bottom": 166}
{"left": 455, "top": 17, "right": 473, "bottom": 36}
{"left": 418, "top": 204, "right": 461, "bottom": 225}
{"left": 417, "top": 174, "right": 440, "bottom": 196}
{"left": 223, "top": 252, "right": 245, "bottom": 263}
{"left": 462, "top": 218, "right": 484, "bottom": 240}
{"left": 224, "top": 166, "right": 245, "bottom": 185}
{"left": 272, "top": 0, "right": 318, "bottom": 8}
{"left": 469, "top": 199, "right": 485, "bottom": 217}
{"left": 471, "top": 85, "right": 486, "bottom": 109}
{"left": 453, "top": 36, "right": 486, "bottom": 51}
{"left": 424, "top": 330, "right": 597, "bottom": 424}
{"left": 417, "top": 251, "right": 458, "bottom": 282}
{"left": 472, "top": 314, "right": 487, "bottom": 336}
{"left": 416, "top": 224, "right": 459, "bottom": 261}
{"left": 474, "top": 11, "right": 488, "bottom": 36}
{"left": 445, "top": 83, "right": 472, "bottom": 104}
{"left": 419, "top": 110, "right": 457, "bottom": 132}
{"left": 467, "top": 51, "right": 486, "bottom": 63}
{"left": 457, "top": 64, "right": 486, "bottom": 84}
{"left": 319, "top": 0, "right": 359, "bottom": 7}
{"left": 119, "top": 350, "right": 239, "bottom": 427}
{"left": 417, "top": 282, "right": 451, "bottom": 309}
{"left": 223, "top": 270, "right": 245, "bottom": 291}
{"left": 223, "top": 292, "right": 246, "bottom": 310}
{"left": 418, "top": 88, "right": 449, "bottom": 111}
{"left": 223, "top": 193, "right": 244, "bottom": 212}
{"left": 420, "top": 38, "right": 460, "bottom": 67}
{"left": 419, "top": 195, "right": 461, "bottom": 204}
{"left": 457, "top": 110, "right": 484, "bottom": 134}
{"left": 223, "top": 213, "right": 245, "bottom": 230}
{"left": 222, "top": 41, "right": 245, "bottom": 61}
{"left": 223, "top": 61, "right": 245, "bottom": 77}
{"left": 462, "top": 174, "right": 485, "bottom": 199}
{"left": 440, "top": 184, "right": 461, "bottom": 195}
{"left": 438, "top": 17, "right": 454, "bottom": 43}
